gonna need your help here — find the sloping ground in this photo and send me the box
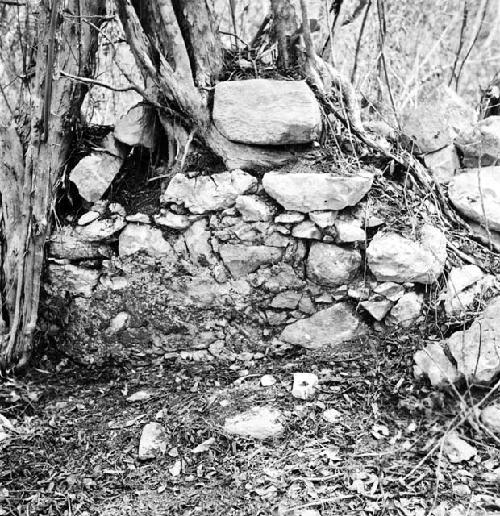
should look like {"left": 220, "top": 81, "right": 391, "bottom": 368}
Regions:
{"left": 1, "top": 328, "right": 500, "bottom": 516}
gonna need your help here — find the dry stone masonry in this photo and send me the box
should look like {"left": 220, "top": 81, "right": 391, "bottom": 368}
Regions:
{"left": 45, "top": 78, "right": 500, "bottom": 392}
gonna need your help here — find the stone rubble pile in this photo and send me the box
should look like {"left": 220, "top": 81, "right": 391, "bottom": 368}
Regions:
{"left": 47, "top": 78, "right": 500, "bottom": 382}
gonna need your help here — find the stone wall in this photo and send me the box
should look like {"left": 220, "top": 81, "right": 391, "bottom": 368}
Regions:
{"left": 42, "top": 78, "right": 500, "bottom": 374}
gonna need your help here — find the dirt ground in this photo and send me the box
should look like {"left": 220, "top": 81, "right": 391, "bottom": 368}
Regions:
{"left": 1, "top": 328, "right": 500, "bottom": 516}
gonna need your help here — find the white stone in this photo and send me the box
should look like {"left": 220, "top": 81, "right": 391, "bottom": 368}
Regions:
{"left": 291, "top": 373, "right": 318, "bottom": 400}
{"left": 219, "top": 244, "right": 282, "bottom": 278}
{"left": 387, "top": 292, "right": 423, "bottom": 327}
{"left": 235, "top": 195, "right": 275, "bottom": 221}
{"left": 183, "top": 219, "right": 216, "bottom": 266}
{"left": 448, "top": 167, "right": 500, "bottom": 231}
{"left": 309, "top": 211, "right": 337, "bottom": 228}
{"left": 447, "top": 296, "right": 500, "bottom": 384}
{"left": 75, "top": 216, "right": 126, "bottom": 242}
{"left": 323, "top": 408, "right": 342, "bottom": 423}
{"left": 138, "top": 422, "right": 167, "bottom": 460}
{"left": 70, "top": 153, "right": 123, "bottom": 203}
{"left": 373, "top": 282, "right": 405, "bottom": 302}
{"left": 163, "top": 170, "right": 257, "bottom": 214}
{"left": 127, "top": 390, "right": 152, "bottom": 403}
{"left": 109, "top": 312, "right": 129, "bottom": 332}
{"left": 444, "top": 265, "right": 484, "bottom": 315}
{"left": 280, "top": 304, "right": 365, "bottom": 350}
{"left": 260, "top": 374, "right": 276, "bottom": 387}
{"left": 78, "top": 211, "right": 100, "bottom": 226}
{"left": 213, "top": 79, "right": 322, "bottom": 145}
{"left": 414, "top": 342, "right": 459, "bottom": 387}
{"left": 307, "top": 243, "right": 361, "bottom": 287}
{"left": 457, "top": 115, "right": 500, "bottom": 167}
{"left": 481, "top": 404, "right": 500, "bottom": 433}
{"left": 275, "top": 212, "right": 305, "bottom": 224}
{"left": 270, "top": 291, "right": 302, "bottom": 309}
{"left": 263, "top": 171, "right": 373, "bottom": 213}
{"left": 360, "top": 299, "right": 393, "bottom": 321}
{"left": 401, "top": 84, "right": 477, "bottom": 152}
{"left": 443, "top": 431, "right": 477, "bottom": 463}
{"left": 223, "top": 406, "right": 284, "bottom": 440}
{"left": 119, "top": 224, "right": 175, "bottom": 258}
{"left": 154, "top": 212, "right": 192, "bottom": 230}
{"left": 292, "top": 220, "right": 322, "bottom": 240}
{"left": 115, "top": 104, "right": 155, "bottom": 148}
{"left": 335, "top": 220, "right": 366, "bottom": 243}
{"left": 367, "top": 225, "right": 447, "bottom": 284}
{"left": 423, "top": 145, "right": 460, "bottom": 184}
{"left": 126, "top": 213, "right": 150, "bottom": 224}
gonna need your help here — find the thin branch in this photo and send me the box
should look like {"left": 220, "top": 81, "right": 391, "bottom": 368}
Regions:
{"left": 449, "top": 0, "right": 469, "bottom": 89}
{"left": 351, "top": 0, "right": 371, "bottom": 83}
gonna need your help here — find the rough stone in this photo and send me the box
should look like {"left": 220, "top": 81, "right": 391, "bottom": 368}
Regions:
{"left": 307, "top": 243, "right": 361, "bottom": 287}
{"left": 280, "top": 304, "right": 365, "bottom": 350}
{"left": 443, "top": 265, "right": 484, "bottom": 315}
{"left": 360, "top": 299, "right": 393, "bottom": 321}
{"left": 119, "top": 224, "right": 175, "bottom": 258}
{"left": 414, "top": 342, "right": 459, "bottom": 387}
{"left": 75, "top": 216, "right": 126, "bottom": 242}
{"left": 275, "top": 212, "right": 305, "bottom": 224}
{"left": 260, "top": 375, "right": 276, "bottom": 387}
{"left": 235, "top": 195, "right": 275, "bottom": 221}
{"left": 219, "top": 244, "right": 282, "bottom": 278}
{"left": 443, "top": 431, "right": 477, "bottom": 463}
{"left": 270, "top": 291, "right": 302, "bottom": 309}
{"left": 78, "top": 211, "right": 100, "bottom": 226}
{"left": 46, "top": 264, "right": 100, "bottom": 298}
{"left": 366, "top": 225, "right": 447, "bottom": 284}
{"left": 154, "top": 212, "right": 192, "bottom": 230}
{"left": 401, "top": 84, "right": 477, "bottom": 152}
{"left": 387, "top": 292, "right": 423, "bottom": 327}
{"left": 291, "top": 373, "right": 318, "bottom": 400}
{"left": 114, "top": 104, "right": 155, "bottom": 148}
{"left": 138, "top": 422, "right": 167, "bottom": 460}
{"left": 183, "top": 219, "right": 216, "bottom": 266}
{"left": 309, "top": 210, "right": 337, "bottom": 228}
{"left": 373, "top": 282, "right": 405, "bottom": 302}
{"left": 70, "top": 153, "right": 123, "bottom": 203}
{"left": 163, "top": 170, "right": 257, "bottom": 214}
{"left": 447, "top": 296, "right": 500, "bottom": 384}
{"left": 223, "top": 406, "right": 284, "bottom": 440}
{"left": 481, "top": 404, "right": 500, "bottom": 433}
{"left": 323, "top": 408, "right": 342, "bottom": 423}
{"left": 423, "top": 145, "right": 460, "bottom": 184}
{"left": 335, "top": 220, "right": 366, "bottom": 243}
{"left": 262, "top": 171, "right": 373, "bottom": 213}
{"left": 292, "top": 220, "right": 322, "bottom": 240}
{"left": 457, "top": 115, "right": 500, "bottom": 167}
{"left": 448, "top": 167, "right": 500, "bottom": 231}
{"left": 109, "top": 312, "right": 129, "bottom": 332}
{"left": 49, "top": 228, "right": 112, "bottom": 260}
{"left": 126, "top": 213, "right": 150, "bottom": 224}
{"left": 213, "top": 79, "right": 322, "bottom": 145}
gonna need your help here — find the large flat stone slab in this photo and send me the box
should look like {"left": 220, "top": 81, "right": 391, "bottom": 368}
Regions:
{"left": 280, "top": 304, "right": 365, "bottom": 350}
{"left": 163, "top": 170, "right": 257, "bottom": 214}
{"left": 213, "top": 79, "right": 322, "bottom": 145}
{"left": 448, "top": 167, "right": 500, "bottom": 231}
{"left": 262, "top": 171, "right": 373, "bottom": 213}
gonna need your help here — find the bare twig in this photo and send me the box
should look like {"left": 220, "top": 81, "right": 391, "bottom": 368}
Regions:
{"left": 351, "top": 0, "right": 372, "bottom": 83}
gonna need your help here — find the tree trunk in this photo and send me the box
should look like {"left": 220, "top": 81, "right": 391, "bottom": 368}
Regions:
{"left": 270, "top": 0, "right": 298, "bottom": 69}
{"left": 116, "top": 0, "right": 295, "bottom": 171}
{"left": 0, "top": 0, "right": 105, "bottom": 370}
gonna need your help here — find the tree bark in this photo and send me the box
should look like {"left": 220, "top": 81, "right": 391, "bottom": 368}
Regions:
{"left": 117, "top": 0, "right": 296, "bottom": 171}
{"left": 0, "top": 0, "right": 105, "bottom": 370}
{"left": 270, "top": 0, "right": 298, "bottom": 69}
